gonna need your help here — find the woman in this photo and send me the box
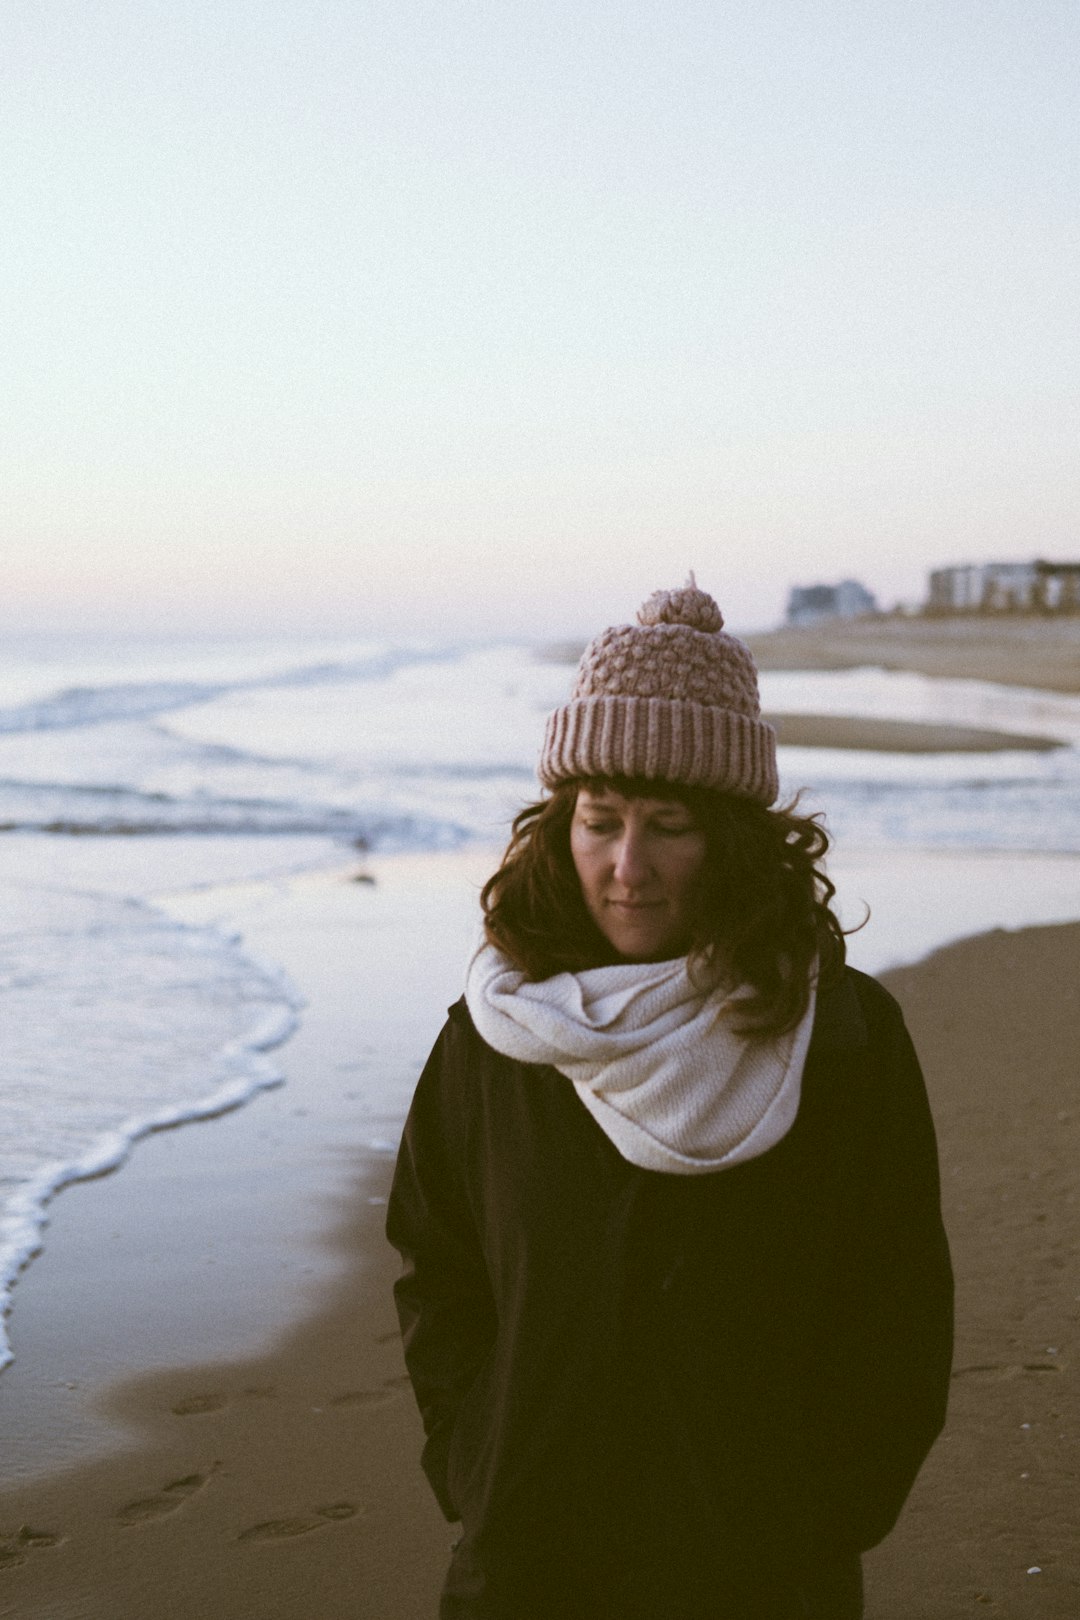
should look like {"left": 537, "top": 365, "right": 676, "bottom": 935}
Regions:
{"left": 387, "top": 580, "right": 953, "bottom": 1619}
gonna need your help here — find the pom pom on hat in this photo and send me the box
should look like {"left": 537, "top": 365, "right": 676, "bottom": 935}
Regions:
{"left": 637, "top": 573, "right": 724, "bottom": 633}
{"left": 539, "top": 575, "right": 778, "bottom": 804}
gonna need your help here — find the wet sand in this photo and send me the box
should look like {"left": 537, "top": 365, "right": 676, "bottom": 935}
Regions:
{"left": 0, "top": 860, "right": 1078, "bottom": 1616}
{"left": 765, "top": 712, "right": 1063, "bottom": 752}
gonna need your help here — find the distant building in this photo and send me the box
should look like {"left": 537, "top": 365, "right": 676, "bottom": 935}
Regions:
{"left": 786, "top": 578, "right": 878, "bottom": 627}
{"left": 927, "top": 559, "right": 1080, "bottom": 614}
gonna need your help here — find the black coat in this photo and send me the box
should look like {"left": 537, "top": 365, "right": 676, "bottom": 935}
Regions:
{"left": 387, "top": 968, "right": 953, "bottom": 1619}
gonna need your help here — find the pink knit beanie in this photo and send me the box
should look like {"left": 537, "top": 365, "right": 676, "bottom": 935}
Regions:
{"left": 539, "top": 576, "right": 778, "bottom": 804}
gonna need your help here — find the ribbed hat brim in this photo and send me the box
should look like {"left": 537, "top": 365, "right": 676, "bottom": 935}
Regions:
{"left": 539, "top": 695, "right": 778, "bottom": 805}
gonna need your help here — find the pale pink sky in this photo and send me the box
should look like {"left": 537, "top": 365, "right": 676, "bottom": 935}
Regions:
{"left": 3, "top": 0, "right": 1077, "bottom": 638}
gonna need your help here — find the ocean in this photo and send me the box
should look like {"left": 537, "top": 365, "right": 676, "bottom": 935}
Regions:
{"left": 2, "top": 631, "right": 1079, "bottom": 1368}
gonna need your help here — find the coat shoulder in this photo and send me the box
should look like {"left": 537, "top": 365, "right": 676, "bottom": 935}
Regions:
{"left": 442, "top": 994, "right": 511, "bottom": 1073}
{"left": 844, "top": 966, "right": 906, "bottom": 1019}
{"left": 805, "top": 968, "right": 927, "bottom": 1141}
{"left": 811, "top": 964, "right": 905, "bottom": 1054}
{"left": 422, "top": 995, "right": 539, "bottom": 1111}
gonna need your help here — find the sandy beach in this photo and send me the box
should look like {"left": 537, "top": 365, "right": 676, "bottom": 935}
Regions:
{"left": 745, "top": 613, "right": 1080, "bottom": 695}
{"left": 0, "top": 840, "right": 1076, "bottom": 1618}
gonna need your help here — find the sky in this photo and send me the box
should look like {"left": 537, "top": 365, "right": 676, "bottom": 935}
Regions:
{"left": 2, "top": 0, "right": 1077, "bottom": 639}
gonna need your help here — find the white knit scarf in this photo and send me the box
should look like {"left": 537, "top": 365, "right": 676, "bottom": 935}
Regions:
{"left": 464, "top": 943, "right": 816, "bottom": 1176}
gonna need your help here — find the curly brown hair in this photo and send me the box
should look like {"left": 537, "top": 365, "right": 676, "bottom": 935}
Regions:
{"left": 480, "top": 776, "right": 847, "bottom": 1035}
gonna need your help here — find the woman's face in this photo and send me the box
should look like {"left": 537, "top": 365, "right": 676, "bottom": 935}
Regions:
{"left": 569, "top": 786, "right": 708, "bottom": 962}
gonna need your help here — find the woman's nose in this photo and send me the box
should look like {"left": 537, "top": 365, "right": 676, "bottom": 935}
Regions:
{"left": 612, "top": 831, "right": 652, "bottom": 887}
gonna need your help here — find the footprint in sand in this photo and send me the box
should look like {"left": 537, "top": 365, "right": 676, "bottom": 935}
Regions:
{"left": 952, "top": 1362, "right": 1062, "bottom": 1383}
{"left": 329, "top": 1374, "right": 410, "bottom": 1410}
{"left": 171, "top": 1387, "right": 279, "bottom": 1417}
{"left": 171, "top": 1392, "right": 229, "bottom": 1416}
{"left": 116, "top": 1469, "right": 217, "bottom": 1527}
{"left": 329, "top": 1388, "right": 395, "bottom": 1410}
{"left": 0, "top": 1528, "right": 62, "bottom": 1571}
{"left": 237, "top": 1504, "right": 360, "bottom": 1542}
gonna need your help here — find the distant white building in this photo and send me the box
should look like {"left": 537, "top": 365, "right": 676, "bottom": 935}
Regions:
{"left": 786, "top": 578, "right": 878, "bottom": 626}
{"left": 928, "top": 560, "right": 1080, "bottom": 613}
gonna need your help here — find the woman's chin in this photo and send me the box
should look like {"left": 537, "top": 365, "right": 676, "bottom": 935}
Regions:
{"left": 602, "top": 928, "right": 687, "bottom": 963}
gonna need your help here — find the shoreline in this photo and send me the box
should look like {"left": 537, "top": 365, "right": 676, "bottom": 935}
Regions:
{"left": 0, "top": 850, "right": 495, "bottom": 1479}
{"left": 1, "top": 849, "right": 1078, "bottom": 1614}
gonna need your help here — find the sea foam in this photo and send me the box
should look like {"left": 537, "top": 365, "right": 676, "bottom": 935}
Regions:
{"left": 0, "top": 882, "right": 302, "bottom": 1370}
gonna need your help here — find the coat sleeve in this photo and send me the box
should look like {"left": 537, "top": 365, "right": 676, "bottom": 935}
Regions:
{"left": 813, "top": 979, "right": 955, "bottom": 1552}
{"left": 385, "top": 1010, "right": 497, "bottom": 1522}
